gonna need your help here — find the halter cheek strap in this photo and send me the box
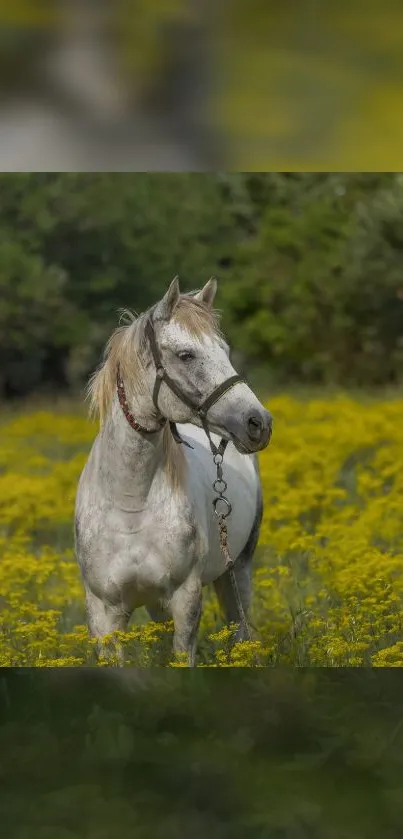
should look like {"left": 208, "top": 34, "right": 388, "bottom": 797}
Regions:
{"left": 117, "top": 363, "right": 194, "bottom": 451}
{"left": 116, "top": 315, "right": 243, "bottom": 459}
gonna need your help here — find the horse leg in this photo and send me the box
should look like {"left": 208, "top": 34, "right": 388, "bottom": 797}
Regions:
{"left": 85, "top": 586, "right": 130, "bottom": 665}
{"left": 170, "top": 573, "right": 202, "bottom": 667}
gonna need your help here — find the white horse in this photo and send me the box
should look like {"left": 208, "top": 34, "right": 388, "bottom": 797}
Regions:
{"left": 75, "top": 277, "right": 272, "bottom": 665}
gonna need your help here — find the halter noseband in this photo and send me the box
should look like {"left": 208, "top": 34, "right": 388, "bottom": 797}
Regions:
{"left": 117, "top": 314, "right": 244, "bottom": 458}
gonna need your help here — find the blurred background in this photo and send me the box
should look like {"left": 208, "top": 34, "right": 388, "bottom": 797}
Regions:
{"left": 1, "top": 1, "right": 403, "bottom": 169}
{"left": 1, "top": 171, "right": 403, "bottom": 401}
{"left": 2, "top": 668, "right": 403, "bottom": 839}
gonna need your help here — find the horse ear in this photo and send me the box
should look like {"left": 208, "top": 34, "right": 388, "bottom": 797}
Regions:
{"left": 194, "top": 277, "right": 217, "bottom": 308}
{"left": 155, "top": 276, "right": 180, "bottom": 320}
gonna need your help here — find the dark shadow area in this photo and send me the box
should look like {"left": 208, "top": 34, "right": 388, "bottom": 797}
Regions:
{"left": 1, "top": 668, "right": 403, "bottom": 838}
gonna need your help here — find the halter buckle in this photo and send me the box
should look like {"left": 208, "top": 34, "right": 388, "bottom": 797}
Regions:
{"left": 156, "top": 367, "right": 165, "bottom": 379}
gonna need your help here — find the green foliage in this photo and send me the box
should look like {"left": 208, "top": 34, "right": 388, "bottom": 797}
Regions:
{"left": 220, "top": 173, "right": 403, "bottom": 385}
{"left": 0, "top": 173, "right": 235, "bottom": 394}
{"left": 1, "top": 172, "right": 403, "bottom": 395}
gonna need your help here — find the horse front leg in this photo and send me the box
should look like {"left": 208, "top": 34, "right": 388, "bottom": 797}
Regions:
{"left": 85, "top": 585, "right": 131, "bottom": 665}
{"left": 170, "top": 572, "right": 202, "bottom": 667}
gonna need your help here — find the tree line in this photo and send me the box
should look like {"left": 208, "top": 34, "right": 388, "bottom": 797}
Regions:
{"left": 1, "top": 172, "right": 402, "bottom": 397}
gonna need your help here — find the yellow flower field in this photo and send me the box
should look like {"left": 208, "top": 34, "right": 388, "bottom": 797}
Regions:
{"left": 1, "top": 394, "right": 403, "bottom": 667}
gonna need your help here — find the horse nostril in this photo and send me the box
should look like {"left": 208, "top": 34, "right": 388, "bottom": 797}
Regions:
{"left": 247, "top": 415, "right": 263, "bottom": 440}
{"left": 247, "top": 411, "right": 273, "bottom": 443}
{"left": 249, "top": 416, "right": 262, "bottom": 429}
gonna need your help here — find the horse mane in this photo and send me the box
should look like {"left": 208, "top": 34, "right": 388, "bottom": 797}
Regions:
{"left": 86, "top": 293, "right": 222, "bottom": 491}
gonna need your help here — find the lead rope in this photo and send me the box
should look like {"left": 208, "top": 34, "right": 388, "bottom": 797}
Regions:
{"left": 212, "top": 451, "right": 253, "bottom": 646}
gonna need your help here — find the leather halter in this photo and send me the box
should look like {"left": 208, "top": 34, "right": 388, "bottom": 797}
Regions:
{"left": 116, "top": 366, "right": 165, "bottom": 435}
{"left": 117, "top": 314, "right": 244, "bottom": 458}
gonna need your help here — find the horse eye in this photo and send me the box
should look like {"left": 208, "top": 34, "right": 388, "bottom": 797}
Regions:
{"left": 178, "top": 351, "right": 194, "bottom": 362}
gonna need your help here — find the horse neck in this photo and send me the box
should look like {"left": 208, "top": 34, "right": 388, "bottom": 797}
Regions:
{"left": 100, "top": 397, "right": 165, "bottom": 505}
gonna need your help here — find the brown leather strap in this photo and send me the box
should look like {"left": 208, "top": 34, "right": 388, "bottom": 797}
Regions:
{"left": 198, "top": 374, "right": 244, "bottom": 417}
{"left": 169, "top": 421, "right": 194, "bottom": 449}
{"left": 117, "top": 363, "right": 165, "bottom": 434}
{"left": 146, "top": 316, "right": 244, "bottom": 418}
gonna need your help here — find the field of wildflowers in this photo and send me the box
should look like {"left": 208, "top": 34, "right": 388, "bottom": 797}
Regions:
{"left": 1, "top": 393, "right": 403, "bottom": 667}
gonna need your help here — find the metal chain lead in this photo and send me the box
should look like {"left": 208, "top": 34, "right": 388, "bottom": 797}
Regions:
{"left": 212, "top": 453, "right": 253, "bottom": 644}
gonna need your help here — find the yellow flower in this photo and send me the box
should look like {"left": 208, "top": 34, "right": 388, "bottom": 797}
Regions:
{"left": 2, "top": 397, "right": 403, "bottom": 665}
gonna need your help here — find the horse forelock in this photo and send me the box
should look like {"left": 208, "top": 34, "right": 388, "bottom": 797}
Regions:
{"left": 172, "top": 295, "right": 222, "bottom": 340}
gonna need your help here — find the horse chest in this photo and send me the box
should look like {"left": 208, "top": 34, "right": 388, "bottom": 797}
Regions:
{"left": 113, "top": 503, "right": 201, "bottom": 602}
{"left": 146, "top": 502, "right": 199, "bottom": 556}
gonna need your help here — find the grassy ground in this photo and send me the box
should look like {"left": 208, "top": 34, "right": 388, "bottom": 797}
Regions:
{"left": 1, "top": 387, "right": 403, "bottom": 666}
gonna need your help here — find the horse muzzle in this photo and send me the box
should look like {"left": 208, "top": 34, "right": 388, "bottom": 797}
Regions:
{"left": 223, "top": 408, "right": 273, "bottom": 454}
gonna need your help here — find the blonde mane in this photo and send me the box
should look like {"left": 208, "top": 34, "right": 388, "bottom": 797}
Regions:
{"left": 87, "top": 294, "right": 222, "bottom": 491}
